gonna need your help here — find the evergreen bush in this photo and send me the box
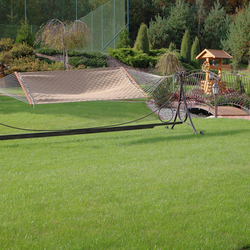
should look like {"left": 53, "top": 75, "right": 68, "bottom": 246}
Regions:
{"left": 116, "top": 27, "right": 131, "bottom": 49}
{"left": 0, "top": 51, "right": 14, "bottom": 65}
{"left": 0, "top": 38, "right": 14, "bottom": 52}
{"left": 148, "top": 48, "right": 166, "bottom": 57}
{"left": 148, "top": 15, "right": 170, "bottom": 49}
{"left": 180, "top": 30, "right": 191, "bottom": 63}
{"left": 68, "top": 53, "right": 107, "bottom": 68}
{"left": 11, "top": 43, "right": 34, "bottom": 58}
{"left": 134, "top": 23, "right": 150, "bottom": 54}
{"left": 84, "top": 58, "right": 107, "bottom": 68}
{"left": 191, "top": 36, "right": 200, "bottom": 63}
{"left": 168, "top": 42, "right": 176, "bottom": 52}
{"left": 81, "top": 52, "right": 107, "bottom": 60}
{"left": 68, "top": 57, "right": 85, "bottom": 67}
{"left": 15, "top": 23, "right": 34, "bottom": 46}
{"left": 35, "top": 47, "right": 61, "bottom": 56}
{"left": 126, "top": 54, "right": 151, "bottom": 68}
{"left": 109, "top": 48, "right": 159, "bottom": 68}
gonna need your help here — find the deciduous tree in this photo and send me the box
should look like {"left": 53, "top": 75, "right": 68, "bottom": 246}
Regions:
{"left": 35, "top": 19, "right": 91, "bottom": 69}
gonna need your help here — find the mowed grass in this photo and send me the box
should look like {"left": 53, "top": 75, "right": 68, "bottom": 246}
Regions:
{"left": 0, "top": 96, "right": 250, "bottom": 250}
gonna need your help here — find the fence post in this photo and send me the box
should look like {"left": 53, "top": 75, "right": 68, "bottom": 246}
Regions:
{"left": 76, "top": 0, "right": 78, "bottom": 20}
{"left": 25, "top": 0, "right": 27, "bottom": 29}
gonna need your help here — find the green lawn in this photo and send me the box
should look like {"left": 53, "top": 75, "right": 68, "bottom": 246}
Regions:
{"left": 0, "top": 96, "right": 250, "bottom": 250}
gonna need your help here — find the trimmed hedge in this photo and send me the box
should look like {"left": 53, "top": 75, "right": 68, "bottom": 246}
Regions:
{"left": 35, "top": 47, "right": 62, "bottom": 56}
{"left": 109, "top": 48, "right": 162, "bottom": 68}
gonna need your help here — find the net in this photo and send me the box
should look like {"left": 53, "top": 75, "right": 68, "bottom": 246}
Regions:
{"left": 124, "top": 69, "right": 172, "bottom": 96}
{"left": 0, "top": 73, "right": 30, "bottom": 104}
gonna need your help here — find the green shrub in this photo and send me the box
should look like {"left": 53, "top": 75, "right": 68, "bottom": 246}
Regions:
{"left": 37, "top": 56, "right": 53, "bottom": 64}
{"left": 116, "top": 27, "right": 131, "bottom": 49}
{"left": 109, "top": 48, "right": 135, "bottom": 63}
{"left": 68, "top": 57, "right": 85, "bottom": 67}
{"left": 134, "top": 23, "right": 150, "bottom": 54}
{"left": 148, "top": 48, "right": 166, "bottom": 57}
{"left": 0, "top": 38, "right": 14, "bottom": 52}
{"left": 68, "top": 52, "right": 107, "bottom": 68}
{"left": 84, "top": 58, "right": 107, "bottom": 68}
{"left": 35, "top": 47, "right": 61, "bottom": 56}
{"left": 152, "top": 79, "right": 174, "bottom": 107}
{"left": 68, "top": 50, "right": 84, "bottom": 57}
{"left": 181, "top": 62, "right": 196, "bottom": 72}
{"left": 5, "top": 56, "right": 64, "bottom": 75}
{"left": 0, "top": 51, "right": 14, "bottom": 64}
{"left": 180, "top": 30, "right": 191, "bottom": 63}
{"left": 189, "top": 60, "right": 201, "bottom": 69}
{"left": 126, "top": 54, "right": 150, "bottom": 68}
{"left": 109, "top": 48, "right": 159, "bottom": 68}
{"left": 191, "top": 36, "right": 200, "bottom": 66}
{"left": 82, "top": 52, "right": 107, "bottom": 60}
{"left": 11, "top": 43, "right": 34, "bottom": 58}
{"left": 168, "top": 42, "right": 176, "bottom": 52}
{"left": 15, "top": 23, "right": 34, "bottom": 46}
{"left": 148, "top": 14, "right": 170, "bottom": 49}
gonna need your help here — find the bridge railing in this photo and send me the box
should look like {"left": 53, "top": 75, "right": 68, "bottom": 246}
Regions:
{"left": 181, "top": 70, "right": 250, "bottom": 115}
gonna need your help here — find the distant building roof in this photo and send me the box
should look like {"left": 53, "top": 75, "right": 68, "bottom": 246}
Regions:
{"left": 196, "top": 49, "right": 233, "bottom": 60}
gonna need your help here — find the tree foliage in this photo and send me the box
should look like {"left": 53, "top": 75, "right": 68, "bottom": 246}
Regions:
{"left": 222, "top": 4, "right": 250, "bottom": 66}
{"left": 156, "top": 52, "right": 181, "bottom": 75}
{"left": 166, "top": 0, "right": 194, "bottom": 49}
{"left": 15, "top": 23, "right": 34, "bottom": 46}
{"left": 202, "top": 0, "right": 231, "bottom": 49}
{"left": 116, "top": 27, "right": 131, "bottom": 49}
{"left": 35, "top": 19, "right": 91, "bottom": 69}
{"left": 134, "top": 23, "right": 150, "bottom": 54}
{"left": 181, "top": 30, "right": 191, "bottom": 63}
{"left": 191, "top": 36, "right": 200, "bottom": 62}
{"left": 148, "top": 15, "right": 170, "bottom": 49}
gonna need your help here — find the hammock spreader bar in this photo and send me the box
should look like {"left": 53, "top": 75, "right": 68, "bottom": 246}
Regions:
{"left": 0, "top": 121, "right": 183, "bottom": 141}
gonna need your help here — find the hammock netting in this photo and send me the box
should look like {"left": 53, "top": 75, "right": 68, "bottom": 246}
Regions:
{"left": 0, "top": 67, "right": 170, "bottom": 105}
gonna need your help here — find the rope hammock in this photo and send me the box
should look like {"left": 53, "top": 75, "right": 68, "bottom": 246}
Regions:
{"left": 0, "top": 67, "right": 169, "bottom": 105}
{"left": 0, "top": 68, "right": 198, "bottom": 140}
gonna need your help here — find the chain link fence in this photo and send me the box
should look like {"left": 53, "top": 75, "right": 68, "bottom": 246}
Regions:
{"left": 0, "top": 0, "right": 127, "bottom": 52}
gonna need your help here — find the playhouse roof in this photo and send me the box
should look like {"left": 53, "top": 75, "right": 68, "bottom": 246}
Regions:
{"left": 196, "top": 49, "right": 233, "bottom": 60}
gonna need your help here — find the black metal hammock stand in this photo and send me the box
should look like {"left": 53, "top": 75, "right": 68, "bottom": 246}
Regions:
{"left": 0, "top": 71, "right": 198, "bottom": 141}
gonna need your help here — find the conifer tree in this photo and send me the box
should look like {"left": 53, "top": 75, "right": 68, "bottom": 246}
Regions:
{"left": 222, "top": 4, "right": 250, "bottom": 67}
{"left": 15, "top": 23, "right": 34, "bottom": 46}
{"left": 203, "top": 0, "right": 231, "bottom": 49}
{"left": 191, "top": 36, "right": 200, "bottom": 64}
{"left": 116, "top": 27, "right": 131, "bottom": 49}
{"left": 134, "top": 23, "right": 150, "bottom": 54}
{"left": 181, "top": 30, "right": 191, "bottom": 63}
{"left": 168, "top": 42, "right": 176, "bottom": 52}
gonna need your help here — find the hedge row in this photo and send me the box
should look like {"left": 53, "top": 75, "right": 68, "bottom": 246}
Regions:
{"left": 108, "top": 48, "right": 166, "bottom": 68}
